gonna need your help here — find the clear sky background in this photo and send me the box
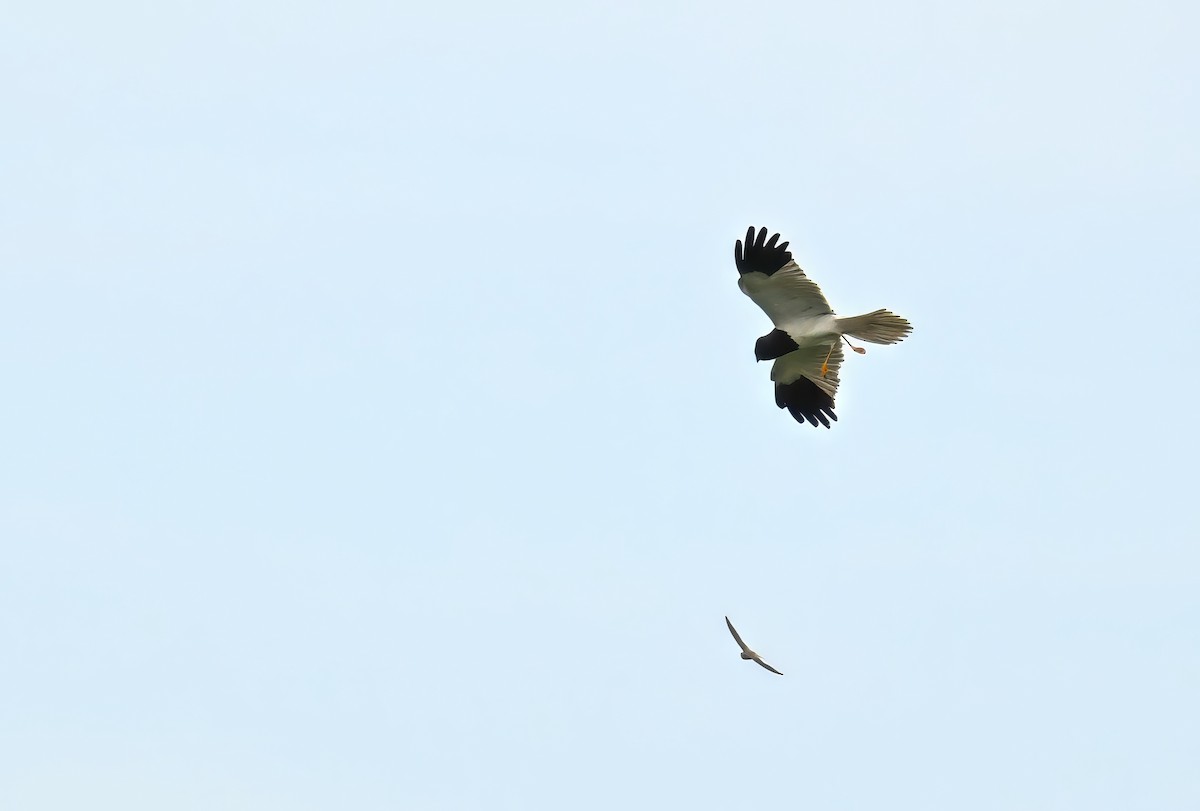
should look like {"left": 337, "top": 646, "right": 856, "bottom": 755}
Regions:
{"left": 3, "top": 1, "right": 1198, "bottom": 808}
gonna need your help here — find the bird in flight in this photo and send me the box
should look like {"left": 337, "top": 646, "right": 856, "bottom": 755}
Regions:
{"left": 735, "top": 226, "right": 912, "bottom": 428}
{"left": 725, "top": 615, "right": 784, "bottom": 675}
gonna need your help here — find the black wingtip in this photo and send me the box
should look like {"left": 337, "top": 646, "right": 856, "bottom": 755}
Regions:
{"left": 775, "top": 379, "right": 837, "bottom": 429}
{"left": 735, "top": 226, "right": 793, "bottom": 276}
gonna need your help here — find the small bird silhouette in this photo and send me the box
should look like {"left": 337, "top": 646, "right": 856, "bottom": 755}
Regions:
{"left": 725, "top": 616, "right": 783, "bottom": 675}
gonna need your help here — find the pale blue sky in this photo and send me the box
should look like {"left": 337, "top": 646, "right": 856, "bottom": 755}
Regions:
{"left": 3, "top": 0, "right": 1198, "bottom": 808}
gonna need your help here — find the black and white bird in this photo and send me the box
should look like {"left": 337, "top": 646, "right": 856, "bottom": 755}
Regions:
{"left": 735, "top": 226, "right": 913, "bottom": 428}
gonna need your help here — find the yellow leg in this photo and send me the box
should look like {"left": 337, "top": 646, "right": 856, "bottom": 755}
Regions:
{"left": 820, "top": 342, "right": 836, "bottom": 377}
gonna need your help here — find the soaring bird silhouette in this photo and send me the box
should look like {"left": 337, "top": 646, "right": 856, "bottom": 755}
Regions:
{"left": 725, "top": 616, "right": 783, "bottom": 676}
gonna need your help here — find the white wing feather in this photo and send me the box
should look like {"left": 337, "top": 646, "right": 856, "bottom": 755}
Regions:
{"left": 770, "top": 341, "right": 843, "bottom": 399}
{"left": 738, "top": 260, "right": 834, "bottom": 328}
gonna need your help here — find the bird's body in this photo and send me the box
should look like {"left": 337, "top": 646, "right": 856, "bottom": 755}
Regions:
{"left": 725, "top": 616, "right": 783, "bottom": 676}
{"left": 734, "top": 226, "right": 913, "bottom": 427}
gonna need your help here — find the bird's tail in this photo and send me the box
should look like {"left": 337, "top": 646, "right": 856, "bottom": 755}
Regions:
{"left": 835, "top": 309, "right": 912, "bottom": 345}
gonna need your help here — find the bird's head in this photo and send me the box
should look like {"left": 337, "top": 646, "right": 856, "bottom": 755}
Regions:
{"left": 755, "top": 329, "right": 799, "bottom": 362}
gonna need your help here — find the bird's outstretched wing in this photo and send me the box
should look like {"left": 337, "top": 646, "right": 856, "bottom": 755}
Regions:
{"left": 754, "top": 658, "right": 784, "bottom": 676}
{"left": 771, "top": 342, "right": 843, "bottom": 399}
{"left": 770, "top": 341, "right": 843, "bottom": 428}
{"left": 725, "top": 616, "right": 751, "bottom": 653}
{"left": 736, "top": 227, "right": 834, "bottom": 328}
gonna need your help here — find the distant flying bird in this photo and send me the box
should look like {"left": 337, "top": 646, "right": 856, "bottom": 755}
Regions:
{"left": 735, "top": 226, "right": 912, "bottom": 428}
{"left": 724, "top": 616, "right": 783, "bottom": 676}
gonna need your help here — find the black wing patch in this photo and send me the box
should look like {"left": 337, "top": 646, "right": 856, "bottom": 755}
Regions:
{"left": 775, "top": 378, "right": 838, "bottom": 429}
{"left": 735, "top": 226, "right": 792, "bottom": 277}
